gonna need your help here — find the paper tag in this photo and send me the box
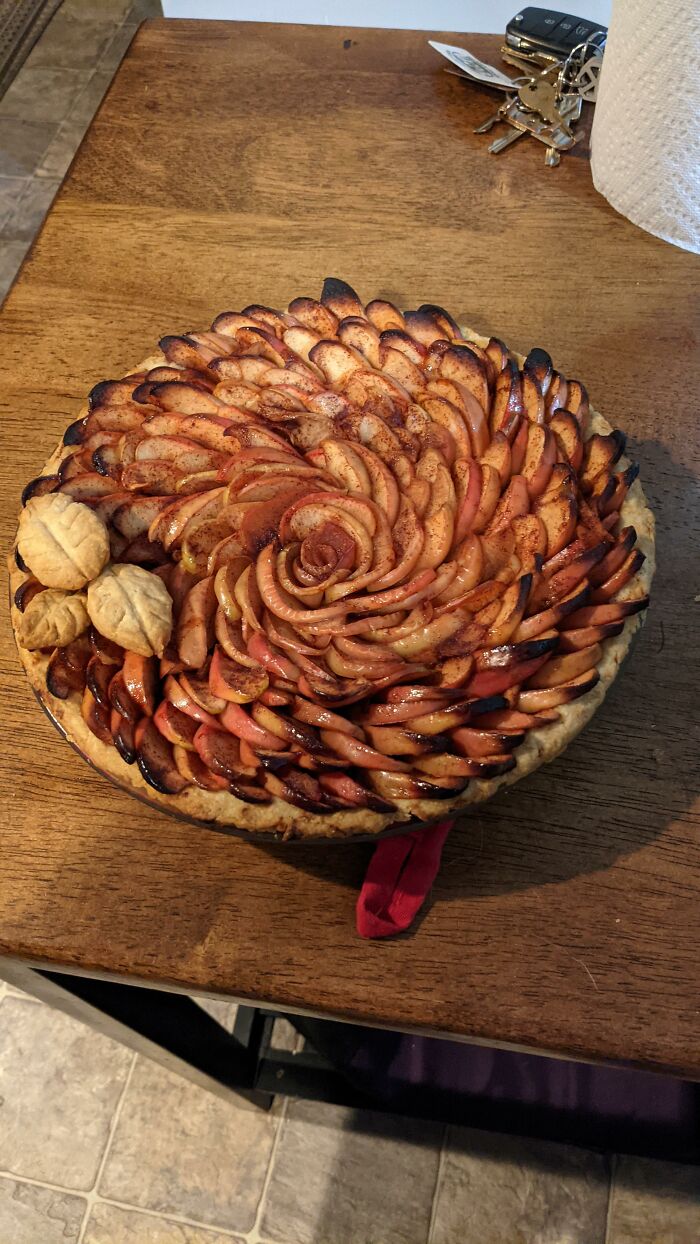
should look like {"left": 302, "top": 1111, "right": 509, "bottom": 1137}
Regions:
{"left": 428, "top": 41, "right": 516, "bottom": 91}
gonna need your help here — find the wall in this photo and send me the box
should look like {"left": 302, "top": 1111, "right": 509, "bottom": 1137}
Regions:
{"left": 162, "top": 1, "right": 611, "bottom": 34}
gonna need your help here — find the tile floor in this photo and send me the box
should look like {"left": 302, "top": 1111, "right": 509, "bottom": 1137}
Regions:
{"left": 1, "top": 4, "right": 699, "bottom": 1240}
{"left": 1, "top": 979, "right": 700, "bottom": 1244}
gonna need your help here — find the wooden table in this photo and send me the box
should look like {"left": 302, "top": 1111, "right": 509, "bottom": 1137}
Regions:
{"left": 1, "top": 21, "right": 699, "bottom": 1089}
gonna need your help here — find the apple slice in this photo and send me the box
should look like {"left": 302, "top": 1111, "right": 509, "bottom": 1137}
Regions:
{"left": 526, "top": 642, "right": 602, "bottom": 689}
{"left": 122, "top": 652, "right": 158, "bottom": 716}
{"left": 319, "top": 729, "right": 410, "bottom": 771}
{"left": 439, "top": 345, "right": 489, "bottom": 414}
{"left": 111, "top": 710, "right": 137, "bottom": 764}
{"left": 415, "top": 752, "right": 516, "bottom": 780}
{"left": 487, "top": 475, "right": 531, "bottom": 533}
{"left": 180, "top": 516, "right": 233, "bottom": 577}
{"left": 209, "top": 645, "right": 268, "bottom": 703}
{"left": 580, "top": 430, "right": 626, "bottom": 490}
{"left": 179, "top": 672, "right": 226, "bottom": 715}
{"left": 536, "top": 495, "right": 578, "bottom": 558}
{"left": 173, "top": 744, "right": 229, "bottom": 791}
{"left": 509, "top": 417, "right": 527, "bottom": 475}
{"left": 521, "top": 424, "right": 556, "bottom": 499}
{"left": 250, "top": 702, "right": 323, "bottom": 753}
{"left": 164, "top": 675, "right": 220, "bottom": 726}
{"left": 148, "top": 489, "right": 223, "bottom": 549}
{"left": 558, "top": 621, "right": 625, "bottom": 651}
{"left": 122, "top": 460, "right": 186, "bottom": 495}
{"left": 177, "top": 575, "right": 217, "bottom": 668}
{"left": 86, "top": 654, "right": 113, "bottom": 710}
{"left": 522, "top": 371, "right": 545, "bottom": 424}
{"left": 512, "top": 513, "right": 547, "bottom": 572}
{"left": 549, "top": 410, "right": 583, "bottom": 471}
{"left": 561, "top": 595, "right": 649, "bottom": 629}
{"left": 517, "top": 668, "right": 600, "bottom": 712}
{"left": 471, "top": 463, "right": 501, "bottom": 534}
{"left": 368, "top": 770, "right": 468, "bottom": 800}
{"left": 158, "top": 334, "right": 218, "bottom": 374}
{"left": 565, "top": 379, "right": 589, "bottom": 425}
{"left": 480, "top": 431, "right": 512, "bottom": 488}
{"left": 193, "top": 725, "right": 255, "bottom": 778}
{"left": 452, "top": 727, "right": 524, "bottom": 758}
{"left": 588, "top": 526, "right": 637, "bottom": 586}
{"left": 220, "top": 702, "right": 288, "bottom": 750}
{"left": 13, "top": 578, "right": 44, "bottom": 613}
{"left": 523, "top": 347, "right": 552, "bottom": 394}
{"left": 108, "top": 670, "right": 141, "bottom": 721}
{"left": 153, "top": 700, "right": 200, "bottom": 749}
{"left": 287, "top": 296, "right": 339, "bottom": 336}
{"left": 145, "top": 381, "right": 222, "bottom": 415}
{"left": 491, "top": 359, "right": 524, "bottom": 434}
{"left": 58, "top": 472, "right": 117, "bottom": 501}
{"left": 320, "top": 277, "right": 364, "bottom": 319}
{"left": 318, "top": 771, "right": 396, "bottom": 812}
{"left": 208, "top": 534, "right": 249, "bottom": 577}
{"left": 308, "top": 340, "right": 363, "bottom": 387}
{"left": 403, "top": 308, "right": 447, "bottom": 346}
{"left": 365, "top": 300, "right": 405, "bottom": 332}
{"left": 514, "top": 582, "right": 589, "bottom": 642}
{"left": 364, "top": 726, "right": 448, "bottom": 756}
{"left": 484, "top": 574, "right": 533, "bottom": 645}
{"left": 466, "top": 653, "right": 551, "bottom": 698}
{"left": 337, "top": 318, "right": 381, "bottom": 368}
{"left": 544, "top": 373, "right": 568, "bottom": 416}
{"left": 530, "top": 542, "right": 608, "bottom": 610}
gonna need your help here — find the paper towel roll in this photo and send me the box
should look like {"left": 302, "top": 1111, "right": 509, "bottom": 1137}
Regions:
{"left": 591, "top": 0, "right": 700, "bottom": 254}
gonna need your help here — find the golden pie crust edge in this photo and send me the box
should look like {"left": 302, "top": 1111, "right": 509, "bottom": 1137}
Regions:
{"left": 9, "top": 340, "right": 656, "bottom": 841}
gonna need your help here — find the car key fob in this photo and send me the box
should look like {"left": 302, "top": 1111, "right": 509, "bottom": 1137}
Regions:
{"left": 505, "top": 7, "right": 607, "bottom": 59}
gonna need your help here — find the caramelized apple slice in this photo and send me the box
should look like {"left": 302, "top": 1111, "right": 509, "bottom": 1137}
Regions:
{"left": 123, "top": 652, "right": 159, "bottom": 716}
{"left": 164, "top": 675, "right": 220, "bottom": 727}
{"left": 318, "top": 771, "right": 396, "bottom": 812}
{"left": 471, "top": 463, "right": 501, "bottom": 534}
{"left": 81, "top": 686, "right": 111, "bottom": 744}
{"left": 558, "top": 621, "right": 625, "bottom": 651}
{"left": 173, "top": 744, "right": 229, "bottom": 790}
{"left": 368, "top": 770, "right": 468, "bottom": 800}
{"left": 467, "top": 652, "right": 552, "bottom": 699}
{"left": 452, "top": 727, "right": 525, "bottom": 758}
{"left": 209, "top": 646, "right": 268, "bottom": 703}
{"left": 111, "top": 709, "right": 137, "bottom": 764}
{"left": 416, "top": 752, "right": 516, "bottom": 779}
{"left": 135, "top": 718, "right": 190, "bottom": 792}
{"left": 320, "top": 277, "right": 364, "bottom": 319}
{"left": 153, "top": 700, "right": 200, "bottom": 749}
{"left": 526, "top": 642, "right": 602, "bottom": 689}
{"left": 561, "top": 596, "right": 649, "bottom": 628}
{"left": 108, "top": 670, "right": 140, "bottom": 721}
{"left": 536, "top": 495, "right": 578, "bottom": 558}
{"left": 86, "top": 655, "right": 113, "bottom": 709}
{"left": 517, "top": 668, "right": 600, "bottom": 712}
{"left": 177, "top": 576, "right": 217, "bottom": 669}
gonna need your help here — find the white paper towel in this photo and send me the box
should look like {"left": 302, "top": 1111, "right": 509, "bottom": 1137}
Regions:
{"left": 590, "top": 0, "right": 700, "bottom": 254}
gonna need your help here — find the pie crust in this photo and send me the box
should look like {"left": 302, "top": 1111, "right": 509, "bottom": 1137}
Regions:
{"left": 9, "top": 315, "right": 655, "bottom": 841}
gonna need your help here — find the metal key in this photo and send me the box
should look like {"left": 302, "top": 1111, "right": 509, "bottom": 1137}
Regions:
{"left": 517, "top": 77, "right": 562, "bottom": 125}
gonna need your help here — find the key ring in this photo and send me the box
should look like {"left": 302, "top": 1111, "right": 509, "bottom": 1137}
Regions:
{"left": 557, "top": 35, "right": 605, "bottom": 103}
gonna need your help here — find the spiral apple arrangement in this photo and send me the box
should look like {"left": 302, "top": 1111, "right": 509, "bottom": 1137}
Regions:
{"left": 12, "top": 279, "right": 651, "bottom": 827}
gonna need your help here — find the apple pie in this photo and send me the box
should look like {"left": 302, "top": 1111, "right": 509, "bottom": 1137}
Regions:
{"left": 10, "top": 279, "right": 654, "bottom": 840}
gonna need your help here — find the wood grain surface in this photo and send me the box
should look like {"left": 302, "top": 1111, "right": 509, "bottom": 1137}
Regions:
{"left": 1, "top": 21, "right": 698, "bottom": 1077}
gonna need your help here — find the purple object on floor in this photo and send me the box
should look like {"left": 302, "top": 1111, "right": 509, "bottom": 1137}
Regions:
{"left": 292, "top": 1017, "right": 700, "bottom": 1155}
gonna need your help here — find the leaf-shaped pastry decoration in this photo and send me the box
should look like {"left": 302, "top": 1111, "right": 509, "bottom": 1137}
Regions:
{"left": 17, "top": 493, "right": 110, "bottom": 590}
{"left": 87, "top": 564, "right": 173, "bottom": 658}
{"left": 18, "top": 589, "right": 89, "bottom": 651}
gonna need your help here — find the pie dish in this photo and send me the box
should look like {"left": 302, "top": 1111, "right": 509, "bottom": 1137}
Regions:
{"left": 9, "top": 279, "right": 654, "bottom": 841}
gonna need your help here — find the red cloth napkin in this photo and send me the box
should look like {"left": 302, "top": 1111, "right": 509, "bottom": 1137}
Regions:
{"left": 356, "top": 819, "right": 453, "bottom": 939}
